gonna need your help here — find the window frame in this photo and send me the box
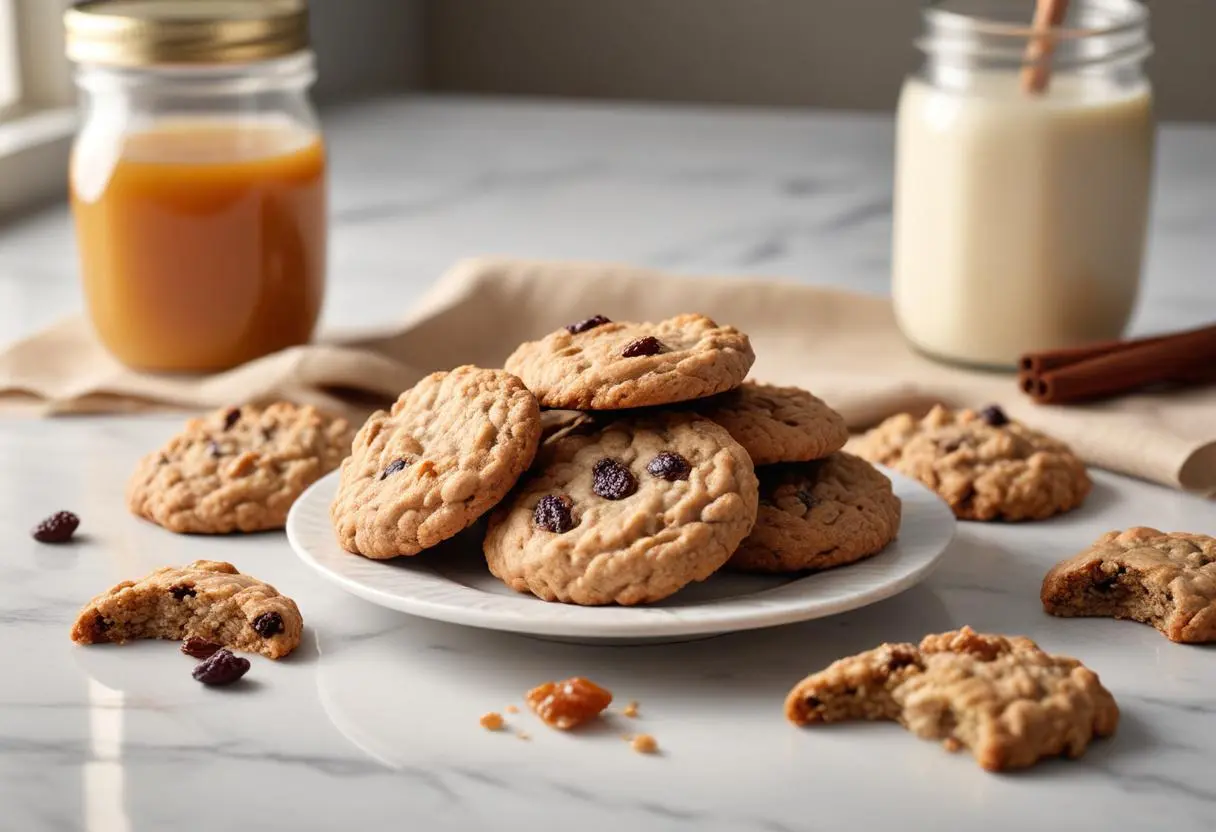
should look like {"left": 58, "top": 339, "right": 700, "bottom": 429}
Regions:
{"left": 11, "top": 0, "right": 73, "bottom": 111}
{"left": 0, "top": 0, "right": 21, "bottom": 119}
{"left": 0, "top": 0, "right": 76, "bottom": 218}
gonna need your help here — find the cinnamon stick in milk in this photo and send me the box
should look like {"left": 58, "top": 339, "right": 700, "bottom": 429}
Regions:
{"left": 1021, "top": 0, "right": 1070, "bottom": 94}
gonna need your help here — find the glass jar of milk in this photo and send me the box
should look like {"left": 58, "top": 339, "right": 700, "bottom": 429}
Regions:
{"left": 892, "top": 0, "right": 1154, "bottom": 369}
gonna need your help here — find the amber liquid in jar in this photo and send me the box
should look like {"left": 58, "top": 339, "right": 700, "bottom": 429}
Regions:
{"left": 71, "top": 121, "right": 326, "bottom": 372}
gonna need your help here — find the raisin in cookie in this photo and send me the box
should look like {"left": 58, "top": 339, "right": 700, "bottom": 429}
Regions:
{"left": 785, "top": 626, "right": 1118, "bottom": 772}
{"left": 127, "top": 403, "right": 352, "bottom": 534}
{"left": 851, "top": 404, "right": 1090, "bottom": 521}
{"left": 504, "top": 313, "right": 754, "bottom": 410}
{"left": 483, "top": 412, "right": 758, "bottom": 605}
{"left": 693, "top": 382, "right": 848, "bottom": 465}
{"left": 331, "top": 366, "right": 541, "bottom": 558}
{"left": 1042, "top": 527, "right": 1216, "bottom": 643}
{"left": 730, "top": 453, "right": 900, "bottom": 573}
{"left": 70, "top": 560, "right": 302, "bottom": 659}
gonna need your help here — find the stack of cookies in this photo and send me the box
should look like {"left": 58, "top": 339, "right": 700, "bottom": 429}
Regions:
{"left": 329, "top": 313, "right": 902, "bottom": 606}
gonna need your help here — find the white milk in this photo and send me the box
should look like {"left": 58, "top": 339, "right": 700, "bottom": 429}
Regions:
{"left": 892, "top": 73, "right": 1154, "bottom": 367}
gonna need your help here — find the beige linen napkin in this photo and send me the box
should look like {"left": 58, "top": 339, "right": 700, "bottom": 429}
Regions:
{"left": 2, "top": 256, "right": 1213, "bottom": 492}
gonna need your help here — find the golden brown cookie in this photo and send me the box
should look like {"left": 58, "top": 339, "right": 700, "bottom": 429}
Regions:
{"left": 504, "top": 313, "right": 754, "bottom": 410}
{"left": 851, "top": 404, "right": 1090, "bottom": 521}
{"left": 331, "top": 366, "right": 542, "bottom": 559}
{"left": 785, "top": 626, "right": 1119, "bottom": 772}
{"left": 70, "top": 560, "right": 302, "bottom": 659}
{"left": 127, "top": 403, "right": 352, "bottom": 534}
{"left": 1041, "top": 527, "right": 1216, "bottom": 643}
{"left": 730, "top": 453, "right": 901, "bottom": 573}
{"left": 693, "top": 382, "right": 848, "bottom": 465}
{"left": 483, "top": 412, "right": 758, "bottom": 605}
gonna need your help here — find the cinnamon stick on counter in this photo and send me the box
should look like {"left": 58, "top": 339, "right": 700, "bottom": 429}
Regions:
{"left": 1021, "top": 0, "right": 1070, "bottom": 95}
{"left": 1019, "top": 324, "right": 1216, "bottom": 405}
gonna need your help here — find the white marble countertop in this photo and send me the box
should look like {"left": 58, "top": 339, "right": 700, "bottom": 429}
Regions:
{"left": 2, "top": 96, "right": 1216, "bottom": 831}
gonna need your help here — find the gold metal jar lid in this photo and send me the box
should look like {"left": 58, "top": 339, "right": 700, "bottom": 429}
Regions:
{"left": 65, "top": 0, "right": 309, "bottom": 66}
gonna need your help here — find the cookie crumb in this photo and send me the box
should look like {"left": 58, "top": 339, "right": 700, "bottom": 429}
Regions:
{"left": 631, "top": 734, "right": 658, "bottom": 754}
{"left": 526, "top": 676, "right": 613, "bottom": 730}
{"left": 480, "top": 712, "right": 505, "bottom": 731}
{"left": 622, "top": 700, "right": 639, "bottom": 718}
{"left": 516, "top": 731, "right": 531, "bottom": 741}
{"left": 504, "top": 704, "right": 519, "bottom": 714}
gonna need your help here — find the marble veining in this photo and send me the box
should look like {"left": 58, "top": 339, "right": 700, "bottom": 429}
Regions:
{"left": 0, "top": 96, "right": 1215, "bottom": 831}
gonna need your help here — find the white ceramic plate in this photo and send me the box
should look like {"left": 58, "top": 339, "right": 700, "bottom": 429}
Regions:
{"left": 287, "top": 468, "right": 956, "bottom": 642}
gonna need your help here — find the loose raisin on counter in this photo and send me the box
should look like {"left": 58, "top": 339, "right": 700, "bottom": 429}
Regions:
{"left": 252, "top": 612, "right": 283, "bottom": 638}
{"left": 592, "top": 458, "right": 637, "bottom": 500}
{"left": 192, "top": 649, "right": 250, "bottom": 687}
{"left": 380, "top": 458, "right": 408, "bottom": 480}
{"left": 534, "top": 494, "right": 575, "bottom": 533}
{"left": 646, "top": 451, "right": 691, "bottom": 481}
{"left": 32, "top": 511, "right": 80, "bottom": 544}
{"left": 181, "top": 637, "right": 222, "bottom": 659}
{"left": 979, "top": 405, "right": 1009, "bottom": 427}
{"left": 630, "top": 734, "right": 659, "bottom": 755}
{"left": 621, "top": 336, "right": 664, "bottom": 358}
{"left": 565, "top": 315, "right": 611, "bottom": 334}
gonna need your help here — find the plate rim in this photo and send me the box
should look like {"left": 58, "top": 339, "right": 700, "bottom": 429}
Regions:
{"left": 287, "top": 467, "right": 956, "bottom": 638}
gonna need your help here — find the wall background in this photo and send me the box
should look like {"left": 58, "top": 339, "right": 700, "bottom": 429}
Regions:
{"left": 417, "top": 0, "right": 1216, "bottom": 121}
{"left": 310, "top": 0, "right": 423, "bottom": 103}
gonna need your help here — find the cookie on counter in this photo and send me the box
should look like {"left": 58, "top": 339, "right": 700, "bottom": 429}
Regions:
{"left": 331, "top": 366, "right": 542, "bottom": 559}
{"left": 851, "top": 404, "right": 1090, "bottom": 521}
{"left": 504, "top": 313, "right": 754, "bottom": 410}
{"left": 730, "top": 452, "right": 900, "bottom": 573}
{"left": 70, "top": 560, "right": 302, "bottom": 659}
{"left": 483, "top": 412, "right": 758, "bottom": 605}
{"left": 784, "top": 626, "right": 1118, "bottom": 772}
{"left": 692, "top": 382, "right": 848, "bottom": 465}
{"left": 1042, "top": 527, "right": 1216, "bottom": 643}
{"left": 127, "top": 403, "right": 353, "bottom": 534}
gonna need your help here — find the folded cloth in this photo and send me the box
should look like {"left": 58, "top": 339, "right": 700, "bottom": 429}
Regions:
{"left": 2, "top": 256, "right": 1213, "bottom": 492}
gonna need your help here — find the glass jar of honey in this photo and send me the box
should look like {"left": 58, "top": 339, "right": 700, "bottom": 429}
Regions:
{"left": 65, "top": 0, "right": 326, "bottom": 372}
